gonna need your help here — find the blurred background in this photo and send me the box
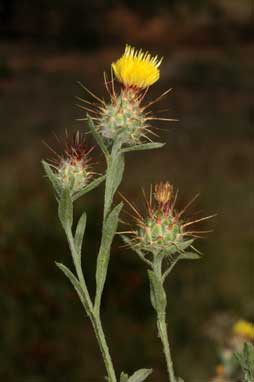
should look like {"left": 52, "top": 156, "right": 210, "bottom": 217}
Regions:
{"left": 0, "top": 0, "right": 254, "bottom": 381}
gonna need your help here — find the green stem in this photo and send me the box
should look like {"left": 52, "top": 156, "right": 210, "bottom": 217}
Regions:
{"left": 153, "top": 254, "right": 176, "bottom": 382}
{"left": 157, "top": 312, "right": 176, "bottom": 382}
{"left": 66, "top": 227, "right": 117, "bottom": 382}
{"left": 89, "top": 139, "right": 124, "bottom": 379}
{"left": 91, "top": 315, "right": 117, "bottom": 382}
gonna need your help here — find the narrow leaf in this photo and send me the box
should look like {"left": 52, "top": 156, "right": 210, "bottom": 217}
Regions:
{"left": 104, "top": 152, "right": 124, "bottom": 218}
{"left": 42, "top": 160, "right": 61, "bottom": 195}
{"left": 58, "top": 188, "right": 73, "bottom": 230}
{"left": 55, "top": 262, "right": 91, "bottom": 314}
{"left": 177, "top": 252, "right": 201, "bottom": 261}
{"left": 95, "top": 202, "right": 123, "bottom": 310}
{"left": 128, "top": 368, "right": 153, "bottom": 382}
{"left": 121, "top": 235, "right": 152, "bottom": 267}
{"left": 163, "top": 251, "right": 200, "bottom": 281}
{"left": 175, "top": 239, "right": 194, "bottom": 252}
{"left": 121, "top": 142, "right": 165, "bottom": 153}
{"left": 111, "top": 154, "right": 124, "bottom": 198}
{"left": 74, "top": 211, "right": 87, "bottom": 256}
{"left": 72, "top": 175, "right": 106, "bottom": 201}
{"left": 120, "top": 372, "right": 129, "bottom": 382}
{"left": 87, "top": 114, "right": 109, "bottom": 160}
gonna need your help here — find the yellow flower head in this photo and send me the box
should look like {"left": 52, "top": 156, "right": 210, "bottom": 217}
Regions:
{"left": 112, "top": 45, "right": 162, "bottom": 89}
{"left": 233, "top": 320, "right": 254, "bottom": 340}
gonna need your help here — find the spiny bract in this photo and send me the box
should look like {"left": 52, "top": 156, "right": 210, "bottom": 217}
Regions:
{"left": 56, "top": 132, "right": 93, "bottom": 195}
{"left": 126, "top": 182, "right": 195, "bottom": 255}
{"left": 98, "top": 89, "right": 146, "bottom": 144}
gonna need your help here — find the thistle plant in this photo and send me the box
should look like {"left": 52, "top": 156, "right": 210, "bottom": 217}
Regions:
{"left": 42, "top": 45, "right": 171, "bottom": 382}
{"left": 42, "top": 44, "right": 210, "bottom": 382}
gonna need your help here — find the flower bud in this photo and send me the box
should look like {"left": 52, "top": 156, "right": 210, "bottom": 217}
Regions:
{"left": 154, "top": 182, "right": 173, "bottom": 205}
{"left": 140, "top": 206, "right": 183, "bottom": 253}
{"left": 56, "top": 131, "right": 93, "bottom": 196}
{"left": 57, "top": 158, "right": 90, "bottom": 194}
{"left": 125, "top": 182, "right": 210, "bottom": 256}
{"left": 125, "top": 182, "right": 185, "bottom": 255}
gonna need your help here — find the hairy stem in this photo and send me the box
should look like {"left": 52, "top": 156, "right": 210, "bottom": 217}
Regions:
{"left": 157, "top": 312, "right": 176, "bottom": 382}
{"left": 153, "top": 255, "right": 176, "bottom": 382}
{"left": 91, "top": 140, "right": 124, "bottom": 378}
{"left": 91, "top": 315, "right": 117, "bottom": 382}
{"left": 66, "top": 227, "right": 117, "bottom": 382}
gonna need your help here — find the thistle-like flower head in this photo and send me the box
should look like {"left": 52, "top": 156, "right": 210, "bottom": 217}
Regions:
{"left": 123, "top": 182, "right": 213, "bottom": 256}
{"left": 137, "top": 182, "right": 185, "bottom": 254}
{"left": 112, "top": 44, "right": 162, "bottom": 89}
{"left": 77, "top": 44, "right": 174, "bottom": 146}
{"left": 49, "top": 131, "right": 94, "bottom": 196}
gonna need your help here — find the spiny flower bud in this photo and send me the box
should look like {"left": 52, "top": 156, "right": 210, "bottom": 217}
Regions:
{"left": 140, "top": 185, "right": 183, "bottom": 254}
{"left": 56, "top": 131, "right": 93, "bottom": 195}
{"left": 125, "top": 182, "right": 211, "bottom": 256}
{"left": 98, "top": 88, "right": 146, "bottom": 144}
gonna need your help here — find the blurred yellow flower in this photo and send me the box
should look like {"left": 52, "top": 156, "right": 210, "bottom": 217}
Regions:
{"left": 112, "top": 45, "right": 162, "bottom": 89}
{"left": 233, "top": 320, "right": 254, "bottom": 340}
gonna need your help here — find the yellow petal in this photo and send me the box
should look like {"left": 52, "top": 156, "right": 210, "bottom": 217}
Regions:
{"left": 112, "top": 44, "right": 163, "bottom": 89}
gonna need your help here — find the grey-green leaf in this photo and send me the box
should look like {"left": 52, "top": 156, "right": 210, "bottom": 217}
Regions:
{"left": 128, "top": 368, "right": 153, "bottom": 382}
{"left": 121, "top": 142, "right": 165, "bottom": 153}
{"left": 87, "top": 114, "right": 109, "bottom": 161}
{"left": 74, "top": 211, "right": 87, "bottom": 256}
{"left": 55, "top": 262, "right": 90, "bottom": 314}
{"left": 72, "top": 175, "right": 106, "bottom": 201}
{"left": 177, "top": 252, "right": 201, "bottom": 261}
{"left": 121, "top": 235, "right": 152, "bottom": 267}
{"left": 95, "top": 202, "right": 123, "bottom": 310}
{"left": 104, "top": 151, "right": 124, "bottom": 218}
{"left": 58, "top": 188, "right": 73, "bottom": 231}
{"left": 120, "top": 372, "right": 129, "bottom": 382}
{"left": 234, "top": 342, "right": 254, "bottom": 382}
{"left": 175, "top": 239, "right": 194, "bottom": 252}
{"left": 148, "top": 270, "right": 167, "bottom": 313}
{"left": 111, "top": 154, "right": 124, "bottom": 199}
{"left": 42, "top": 160, "right": 61, "bottom": 195}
